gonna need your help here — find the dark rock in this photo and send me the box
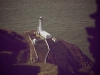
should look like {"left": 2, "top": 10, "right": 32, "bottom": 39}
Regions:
{"left": 23, "top": 30, "right": 94, "bottom": 75}
{"left": 0, "top": 29, "right": 94, "bottom": 75}
{"left": 46, "top": 39, "right": 93, "bottom": 75}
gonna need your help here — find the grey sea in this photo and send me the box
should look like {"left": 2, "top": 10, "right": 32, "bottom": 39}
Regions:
{"left": 0, "top": 0, "right": 97, "bottom": 61}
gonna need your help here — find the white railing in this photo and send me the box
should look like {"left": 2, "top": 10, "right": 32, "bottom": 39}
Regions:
{"left": 28, "top": 35, "right": 38, "bottom": 62}
{"left": 44, "top": 39, "right": 50, "bottom": 63}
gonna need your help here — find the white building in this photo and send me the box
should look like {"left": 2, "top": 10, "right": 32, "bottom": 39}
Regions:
{"left": 37, "top": 16, "right": 52, "bottom": 39}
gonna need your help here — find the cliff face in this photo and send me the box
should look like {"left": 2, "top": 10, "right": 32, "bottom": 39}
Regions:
{"left": 0, "top": 29, "right": 94, "bottom": 75}
{"left": 21, "top": 30, "right": 94, "bottom": 75}
{"left": 46, "top": 39, "right": 93, "bottom": 75}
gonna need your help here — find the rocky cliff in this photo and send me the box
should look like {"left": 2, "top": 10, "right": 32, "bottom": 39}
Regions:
{"left": 0, "top": 29, "right": 95, "bottom": 75}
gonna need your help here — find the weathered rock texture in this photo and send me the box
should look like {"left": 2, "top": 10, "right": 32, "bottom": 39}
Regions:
{"left": 0, "top": 29, "right": 95, "bottom": 75}
{"left": 12, "top": 63, "right": 58, "bottom": 75}
{"left": 22, "top": 30, "right": 94, "bottom": 75}
{"left": 46, "top": 39, "right": 93, "bottom": 75}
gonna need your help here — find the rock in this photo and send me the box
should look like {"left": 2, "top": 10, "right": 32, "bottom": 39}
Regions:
{"left": 0, "top": 28, "right": 29, "bottom": 64}
{"left": 46, "top": 39, "right": 93, "bottom": 75}
{"left": 22, "top": 30, "right": 94, "bottom": 75}
{"left": 12, "top": 63, "right": 58, "bottom": 75}
{"left": 0, "top": 29, "right": 94, "bottom": 75}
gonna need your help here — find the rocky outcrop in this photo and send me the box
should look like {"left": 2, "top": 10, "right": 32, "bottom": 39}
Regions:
{"left": 0, "top": 29, "right": 94, "bottom": 75}
{"left": 22, "top": 30, "right": 94, "bottom": 75}
{"left": 12, "top": 63, "right": 58, "bottom": 75}
{"left": 46, "top": 39, "right": 93, "bottom": 75}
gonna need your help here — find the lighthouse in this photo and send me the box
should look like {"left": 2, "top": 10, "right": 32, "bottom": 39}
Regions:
{"left": 38, "top": 16, "right": 43, "bottom": 32}
{"left": 38, "top": 16, "right": 52, "bottom": 39}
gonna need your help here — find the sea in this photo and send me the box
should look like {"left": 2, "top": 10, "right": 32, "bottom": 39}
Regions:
{"left": 0, "top": 0, "right": 97, "bottom": 61}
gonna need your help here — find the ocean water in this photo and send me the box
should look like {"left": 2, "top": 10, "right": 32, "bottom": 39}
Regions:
{"left": 0, "top": 0, "right": 97, "bottom": 60}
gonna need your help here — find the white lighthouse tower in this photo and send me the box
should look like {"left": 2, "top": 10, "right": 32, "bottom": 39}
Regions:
{"left": 38, "top": 16, "right": 52, "bottom": 39}
{"left": 33, "top": 16, "right": 58, "bottom": 45}
{"left": 38, "top": 16, "right": 43, "bottom": 32}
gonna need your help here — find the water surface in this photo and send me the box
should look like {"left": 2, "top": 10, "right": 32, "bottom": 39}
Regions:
{"left": 0, "top": 0, "right": 97, "bottom": 60}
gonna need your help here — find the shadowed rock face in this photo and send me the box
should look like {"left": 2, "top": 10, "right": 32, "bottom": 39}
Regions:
{"left": 46, "top": 39, "right": 93, "bottom": 75}
{"left": 23, "top": 30, "right": 94, "bottom": 75}
{"left": 0, "top": 28, "right": 29, "bottom": 64}
{"left": 0, "top": 29, "right": 94, "bottom": 75}
{"left": 0, "top": 29, "right": 57, "bottom": 75}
